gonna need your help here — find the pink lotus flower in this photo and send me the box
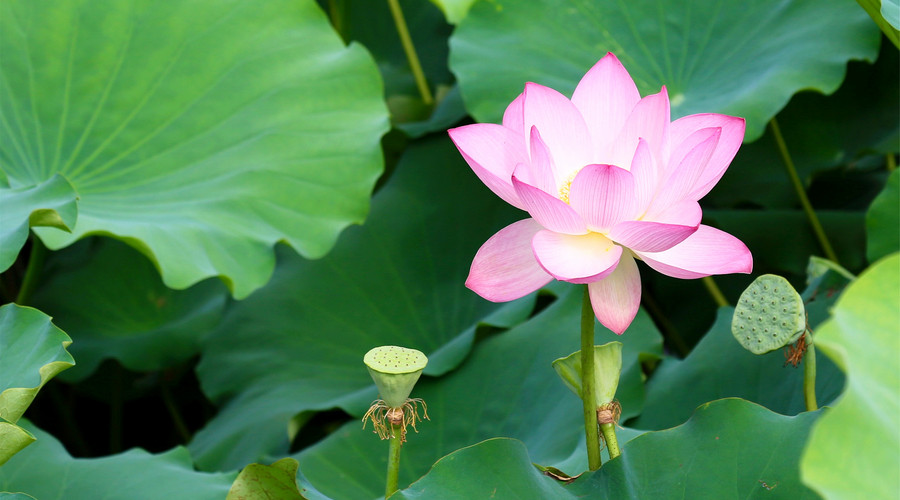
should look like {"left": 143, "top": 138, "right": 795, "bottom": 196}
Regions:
{"left": 449, "top": 53, "right": 752, "bottom": 334}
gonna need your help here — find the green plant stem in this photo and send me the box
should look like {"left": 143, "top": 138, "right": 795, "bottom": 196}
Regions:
{"left": 386, "top": 0, "right": 433, "bottom": 105}
{"left": 580, "top": 286, "right": 603, "bottom": 471}
{"left": 16, "top": 236, "right": 47, "bottom": 305}
{"left": 600, "top": 422, "right": 620, "bottom": 460}
{"left": 887, "top": 153, "right": 896, "bottom": 172}
{"left": 769, "top": 118, "right": 839, "bottom": 264}
{"left": 385, "top": 422, "right": 403, "bottom": 498}
{"left": 110, "top": 363, "right": 123, "bottom": 453}
{"left": 804, "top": 337, "right": 818, "bottom": 412}
{"left": 701, "top": 276, "right": 728, "bottom": 307}
{"left": 160, "top": 383, "right": 191, "bottom": 443}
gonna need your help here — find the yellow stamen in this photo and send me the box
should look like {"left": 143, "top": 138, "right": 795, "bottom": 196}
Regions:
{"left": 558, "top": 168, "right": 582, "bottom": 204}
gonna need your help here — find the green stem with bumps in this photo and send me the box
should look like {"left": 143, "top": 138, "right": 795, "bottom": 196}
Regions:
{"left": 770, "top": 118, "right": 839, "bottom": 264}
{"left": 581, "top": 286, "right": 603, "bottom": 470}
{"left": 804, "top": 336, "right": 818, "bottom": 412}
{"left": 385, "top": 422, "right": 403, "bottom": 498}
{"left": 600, "top": 422, "right": 620, "bottom": 460}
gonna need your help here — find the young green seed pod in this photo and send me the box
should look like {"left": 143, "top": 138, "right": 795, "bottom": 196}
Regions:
{"left": 732, "top": 274, "right": 806, "bottom": 355}
{"left": 364, "top": 346, "right": 427, "bottom": 408}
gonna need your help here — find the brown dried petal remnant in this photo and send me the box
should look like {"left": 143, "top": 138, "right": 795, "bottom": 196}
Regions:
{"left": 783, "top": 332, "right": 810, "bottom": 367}
{"left": 362, "top": 398, "right": 429, "bottom": 442}
{"left": 596, "top": 400, "right": 622, "bottom": 426}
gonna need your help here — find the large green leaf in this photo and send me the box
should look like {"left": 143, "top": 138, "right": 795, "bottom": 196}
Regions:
{"left": 226, "top": 458, "right": 307, "bottom": 500}
{"left": 705, "top": 46, "right": 899, "bottom": 210}
{"left": 801, "top": 253, "right": 900, "bottom": 500}
{"left": 855, "top": 0, "right": 900, "bottom": 46}
{"left": 189, "top": 136, "right": 537, "bottom": 470}
{"left": 0, "top": 0, "right": 389, "bottom": 298}
{"left": 865, "top": 170, "right": 899, "bottom": 263}
{"left": 395, "top": 438, "right": 567, "bottom": 499}
{"left": 336, "top": 0, "right": 452, "bottom": 103}
{"left": 0, "top": 174, "right": 77, "bottom": 272}
{"left": 394, "top": 400, "right": 819, "bottom": 499}
{"left": 333, "top": 0, "right": 466, "bottom": 137}
{"left": 450, "top": 0, "right": 879, "bottom": 141}
{"left": 705, "top": 210, "right": 867, "bottom": 276}
{"left": 428, "top": 0, "right": 476, "bottom": 24}
{"left": 631, "top": 306, "right": 843, "bottom": 430}
{"left": 0, "top": 420, "right": 235, "bottom": 500}
{"left": 293, "top": 283, "right": 662, "bottom": 499}
{"left": 0, "top": 304, "right": 73, "bottom": 464}
{"left": 576, "top": 399, "right": 821, "bottom": 499}
{"left": 30, "top": 238, "right": 227, "bottom": 381}
{"left": 0, "top": 422, "right": 35, "bottom": 468}
{"left": 0, "top": 304, "right": 73, "bottom": 424}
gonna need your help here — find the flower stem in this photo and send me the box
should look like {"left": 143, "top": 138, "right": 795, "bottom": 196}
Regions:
{"left": 160, "top": 382, "right": 191, "bottom": 443}
{"left": 580, "top": 286, "right": 602, "bottom": 471}
{"left": 769, "top": 118, "right": 839, "bottom": 264}
{"left": 599, "top": 422, "right": 620, "bottom": 460}
{"left": 386, "top": 0, "right": 433, "bottom": 105}
{"left": 16, "top": 235, "right": 47, "bottom": 305}
{"left": 887, "top": 153, "right": 896, "bottom": 172}
{"left": 385, "top": 422, "right": 403, "bottom": 498}
{"left": 804, "top": 335, "right": 817, "bottom": 412}
{"left": 701, "top": 276, "right": 728, "bottom": 307}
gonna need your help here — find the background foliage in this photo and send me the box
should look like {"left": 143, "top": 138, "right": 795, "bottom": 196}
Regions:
{"left": 1, "top": 0, "right": 897, "bottom": 498}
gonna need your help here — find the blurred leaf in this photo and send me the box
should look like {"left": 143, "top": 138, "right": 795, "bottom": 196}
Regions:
{"left": 704, "top": 210, "right": 867, "bottom": 276}
{"left": 801, "top": 257, "right": 856, "bottom": 329}
{"left": 293, "top": 284, "right": 663, "bottom": 499}
{"left": 801, "top": 253, "right": 900, "bottom": 500}
{"left": 706, "top": 46, "right": 899, "bottom": 209}
{"left": 0, "top": 304, "right": 73, "bottom": 465}
{"left": 0, "top": 174, "right": 77, "bottom": 272}
{"left": 865, "top": 170, "right": 899, "bottom": 263}
{"left": 333, "top": 0, "right": 461, "bottom": 135}
{"left": 189, "top": 136, "right": 537, "bottom": 471}
{"left": 338, "top": 0, "right": 452, "bottom": 99}
{"left": 0, "top": 304, "right": 74, "bottom": 425}
{"left": 885, "top": 0, "right": 900, "bottom": 28}
{"left": 30, "top": 238, "right": 228, "bottom": 381}
{"left": 631, "top": 307, "right": 843, "bottom": 430}
{"left": 0, "top": 421, "right": 35, "bottom": 468}
{"left": 450, "top": 0, "right": 879, "bottom": 141}
{"left": 0, "top": 0, "right": 389, "bottom": 298}
{"left": 428, "top": 0, "right": 476, "bottom": 24}
{"left": 0, "top": 494, "right": 36, "bottom": 500}
{"left": 226, "top": 458, "right": 306, "bottom": 500}
{"left": 855, "top": 0, "right": 900, "bottom": 46}
{"left": 0, "top": 420, "right": 235, "bottom": 500}
{"left": 396, "top": 85, "right": 468, "bottom": 139}
{"left": 574, "top": 399, "right": 822, "bottom": 499}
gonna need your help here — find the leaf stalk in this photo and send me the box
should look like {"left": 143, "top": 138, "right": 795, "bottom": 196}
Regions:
{"left": 769, "top": 118, "right": 839, "bottom": 264}
{"left": 386, "top": 0, "right": 433, "bottom": 105}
